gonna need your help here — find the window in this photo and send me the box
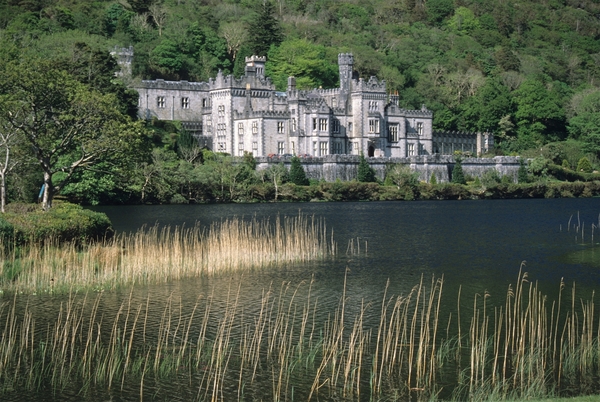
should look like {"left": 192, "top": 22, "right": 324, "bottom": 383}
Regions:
{"left": 217, "top": 123, "right": 226, "bottom": 139}
{"left": 238, "top": 123, "right": 244, "bottom": 136}
{"left": 291, "top": 141, "right": 295, "bottom": 155}
{"left": 332, "top": 119, "right": 340, "bottom": 133}
{"left": 137, "top": 96, "right": 141, "bottom": 107}
{"left": 252, "top": 141, "right": 258, "bottom": 154}
{"left": 348, "top": 141, "right": 354, "bottom": 154}
{"left": 312, "top": 118, "right": 317, "bottom": 131}
{"left": 348, "top": 122, "right": 353, "bottom": 133}
{"left": 206, "top": 115, "right": 212, "bottom": 127}
{"left": 332, "top": 98, "right": 337, "bottom": 108}
{"left": 202, "top": 99, "right": 207, "bottom": 108}
{"left": 291, "top": 118, "right": 297, "bottom": 132}
{"left": 369, "top": 100, "right": 378, "bottom": 112}
{"left": 157, "top": 96, "right": 165, "bottom": 108}
{"left": 418, "top": 143, "right": 425, "bottom": 155}
{"left": 388, "top": 124, "right": 398, "bottom": 142}
{"left": 252, "top": 121, "right": 258, "bottom": 134}
{"left": 181, "top": 97, "right": 190, "bottom": 109}
{"left": 238, "top": 142, "right": 244, "bottom": 156}
{"left": 333, "top": 141, "right": 342, "bottom": 154}
{"left": 217, "top": 142, "right": 226, "bottom": 152}
{"left": 319, "top": 118, "right": 328, "bottom": 131}
{"left": 313, "top": 141, "right": 318, "bottom": 156}
{"left": 369, "top": 119, "right": 380, "bottom": 134}
{"left": 320, "top": 141, "right": 328, "bottom": 156}
{"left": 417, "top": 122, "right": 423, "bottom": 136}
{"left": 217, "top": 105, "right": 225, "bottom": 121}
{"left": 277, "top": 141, "right": 285, "bottom": 155}
{"left": 277, "top": 121, "right": 285, "bottom": 134}
{"left": 408, "top": 143, "right": 415, "bottom": 156}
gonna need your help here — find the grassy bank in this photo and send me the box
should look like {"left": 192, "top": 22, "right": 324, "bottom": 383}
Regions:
{"left": 0, "top": 202, "right": 113, "bottom": 245}
{"left": 1, "top": 270, "right": 599, "bottom": 401}
{"left": 0, "top": 214, "right": 335, "bottom": 293}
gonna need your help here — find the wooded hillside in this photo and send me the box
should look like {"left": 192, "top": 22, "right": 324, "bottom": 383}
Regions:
{"left": 3, "top": 0, "right": 600, "bottom": 154}
{"left": 1, "top": 0, "right": 600, "bottom": 205}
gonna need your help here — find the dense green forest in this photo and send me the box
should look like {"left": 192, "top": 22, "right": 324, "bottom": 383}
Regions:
{"left": 1, "top": 0, "right": 600, "bottom": 206}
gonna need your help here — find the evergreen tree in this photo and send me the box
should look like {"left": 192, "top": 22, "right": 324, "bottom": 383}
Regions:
{"left": 451, "top": 156, "right": 466, "bottom": 184}
{"left": 430, "top": 173, "right": 437, "bottom": 184}
{"left": 289, "top": 156, "right": 308, "bottom": 185}
{"left": 247, "top": 1, "right": 283, "bottom": 56}
{"left": 577, "top": 156, "right": 593, "bottom": 173}
{"left": 518, "top": 159, "right": 529, "bottom": 183}
{"left": 357, "top": 153, "right": 376, "bottom": 182}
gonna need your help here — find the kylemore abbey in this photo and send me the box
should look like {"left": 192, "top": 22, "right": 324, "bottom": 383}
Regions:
{"left": 132, "top": 52, "right": 494, "bottom": 159}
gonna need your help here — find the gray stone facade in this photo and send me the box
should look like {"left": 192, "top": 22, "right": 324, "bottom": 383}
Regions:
{"left": 254, "top": 155, "right": 521, "bottom": 183}
{"left": 133, "top": 54, "right": 493, "bottom": 158}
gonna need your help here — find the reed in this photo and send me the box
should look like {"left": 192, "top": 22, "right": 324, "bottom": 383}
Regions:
{"left": 1, "top": 271, "right": 600, "bottom": 401}
{"left": 0, "top": 214, "right": 335, "bottom": 294}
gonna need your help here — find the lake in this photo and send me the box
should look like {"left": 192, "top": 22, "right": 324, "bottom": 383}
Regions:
{"left": 2, "top": 198, "right": 600, "bottom": 401}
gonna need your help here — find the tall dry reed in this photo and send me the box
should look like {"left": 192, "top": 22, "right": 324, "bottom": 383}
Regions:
{"left": 0, "top": 214, "right": 335, "bottom": 294}
{"left": 1, "top": 271, "right": 599, "bottom": 401}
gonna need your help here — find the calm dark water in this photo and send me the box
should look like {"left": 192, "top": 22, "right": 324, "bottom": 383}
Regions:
{"left": 3, "top": 198, "right": 600, "bottom": 401}
{"left": 97, "top": 198, "right": 600, "bottom": 290}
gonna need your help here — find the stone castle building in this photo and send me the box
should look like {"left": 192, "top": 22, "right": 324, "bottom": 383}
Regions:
{"left": 133, "top": 53, "right": 493, "bottom": 158}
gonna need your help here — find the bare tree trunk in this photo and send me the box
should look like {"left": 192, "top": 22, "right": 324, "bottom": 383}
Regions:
{"left": 0, "top": 172, "right": 5, "bottom": 213}
{"left": 42, "top": 171, "right": 54, "bottom": 211}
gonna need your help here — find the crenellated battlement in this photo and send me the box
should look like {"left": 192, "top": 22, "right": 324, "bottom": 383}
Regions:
{"left": 402, "top": 108, "right": 433, "bottom": 117}
{"left": 139, "top": 79, "right": 209, "bottom": 91}
{"left": 338, "top": 53, "right": 354, "bottom": 66}
{"left": 233, "top": 110, "right": 290, "bottom": 119}
{"left": 354, "top": 76, "right": 386, "bottom": 92}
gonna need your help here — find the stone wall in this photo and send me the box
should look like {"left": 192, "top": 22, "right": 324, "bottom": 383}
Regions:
{"left": 254, "top": 155, "right": 523, "bottom": 183}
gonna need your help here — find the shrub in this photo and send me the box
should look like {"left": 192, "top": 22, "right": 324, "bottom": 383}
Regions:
{"left": 430, "top": 173, "right": 437, "bottom": 184}
{"left": 2, "top": 202, "right": 113, "bottom": 245}
{"left": 481, "top": 169, "right": 501, "bottom": 188}
{"left": 529, "top": 157, "right": 551, "bottom": 177}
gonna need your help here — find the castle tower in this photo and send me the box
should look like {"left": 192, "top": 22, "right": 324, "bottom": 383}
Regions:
{"left": 110, "top": 46, "right": 134, "bottom": 78}
{"left": 245, "top": 55, "right": 266, "bottom": 79}
{"left": 338, "top": 53, "right": 354, "bottom": 93}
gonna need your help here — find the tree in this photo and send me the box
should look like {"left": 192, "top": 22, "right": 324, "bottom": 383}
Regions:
{"left": 0, "top": 58, "right": 145, "bottom": 210}
{"left": 266, "top": 39, "right": 338, "bottom": 91}
{"left": 513, "top": 79, "right": 566, "bottom": 149}
{"left": 149, "top": 2, "right": 167, "bottom": 37}
{"left": 518, "top": 159, "right": 529, "bottom": 183}
{"left": 248, "top": 1, "right": 283, "bottom": 56}
{"left": 220, "top": 22, "right": 247, "bottom": 62}
{"left": 0, "top": 114, "right": 23, "bottom": 212}
{"left": 387, "top": 164, "right": 419, "bottom": 199}
{"left": 357, "top": 153, "right": 376, "bottom": 182}
{"left": 289, "top": 156, "right": 308, "bottom": 185}
{"left": 577, "top": 157, "right": 593, "bottom": 173}
{"left": 427, "top": 0, "right": 454, "bottom": 24}
{"left": 264, "top": 162, "right": 288, "bottom": 201}
{"left": 451, "top": 155, "right": 466, "bottom": 184}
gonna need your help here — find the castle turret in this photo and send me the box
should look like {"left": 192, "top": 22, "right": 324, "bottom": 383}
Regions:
{"left": 338, "top": 53, "right": 354, "bottom": 93}
{"left": 110, "top": 46, "right": 134, "bottom": 78}
{"left": 245, "top": 55, "right": 266, "bottom": 79}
